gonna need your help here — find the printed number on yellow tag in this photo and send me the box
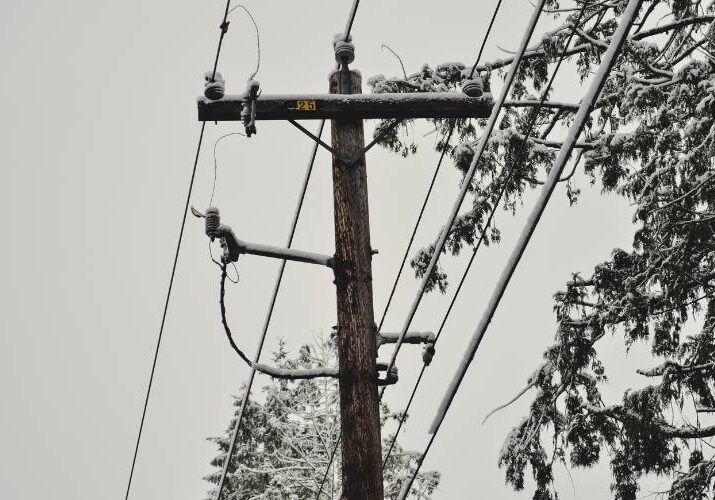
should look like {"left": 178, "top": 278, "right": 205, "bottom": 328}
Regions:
{"left": 296, "top": 100, "right": 317, "bottom": 111}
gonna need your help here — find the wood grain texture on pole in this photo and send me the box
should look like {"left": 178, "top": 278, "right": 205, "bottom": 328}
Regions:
{"left": 329, "top": 69, "right": 384, "bottom": 500}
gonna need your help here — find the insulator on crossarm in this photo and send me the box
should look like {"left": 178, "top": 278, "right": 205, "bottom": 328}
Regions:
{"left": 205, "top": 207, "right": 221, "bottom": 240}
{"left": 461, "top": 77, "right": 484, "bottom": 97}
{"left": 461, "top": 68, "right": 484, "bottom": 97}
{"left": 204, "top": 71, "right": 226, "bottom": 100}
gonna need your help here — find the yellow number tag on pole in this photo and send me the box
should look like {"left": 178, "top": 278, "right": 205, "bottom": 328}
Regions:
{"left": 297, "top": 100, "right": 317, "bottom": 111}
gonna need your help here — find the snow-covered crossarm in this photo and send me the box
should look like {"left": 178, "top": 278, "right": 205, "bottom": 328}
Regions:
{"left": 197, "top": 91, "right": 494, "bottom": 121}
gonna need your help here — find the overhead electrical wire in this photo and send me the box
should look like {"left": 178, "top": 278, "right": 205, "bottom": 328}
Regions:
{"left": 226, "top": 5, "right": 261, "bottom": 81}
{"left": 377, "top": 123, "right": 455, "bottom": 333}
{"left": 342, "top": 0, "right": 361, "bottom": 42}
{"left": 382, "top": 1, "right": 590, "bottom": 472}
{"left": 397, "top": 1, "right": 643, "bottom": 497}
{"left": 210, "top": 132, "right": 245, "bottom": 207}
{"left": 380, "top": 0, "right": 549, "bottom": 399}
{"left": 468, "top": 0, "right": 505, "bottom": 79}
{"left": 124, "top": 3, "right": 234, "bottom": 499}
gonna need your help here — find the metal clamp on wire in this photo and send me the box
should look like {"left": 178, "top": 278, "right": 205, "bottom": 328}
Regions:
{"left": 204, "top": 71, "right": 226, "bottom": 100}
{"left": 376, "top": 362, "right": 398, "bottom": 386}
{"left": 242, "top": 79, "right": 260, "bottom": 136}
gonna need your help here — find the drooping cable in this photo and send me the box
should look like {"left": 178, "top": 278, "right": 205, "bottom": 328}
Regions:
{"left": 219, "top": 263, "right": 253, "bottom": 366}
{"left": 219, "top": 4, "right": 364, "bottom": 497}
{"left": 210, "top": 132, "right": 245, "bottom": 207}
{"left": 382, "top": 2, "right": 589, "bottom": 470}
{"left": 227, "top": 5, "right": 261, "bottom": 81}
{"left": 124, "top": 4, "right": 232, "bottom": 499}
{"left": 214, "top": 121, "right": 325, "bottom": 500}
{"left": 398, "top": 1, "right": 643, "bottom": 496}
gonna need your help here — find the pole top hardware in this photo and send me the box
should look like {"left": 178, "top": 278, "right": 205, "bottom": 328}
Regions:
{"left": 334, "top": 40, "right": 355, "bottom": 66}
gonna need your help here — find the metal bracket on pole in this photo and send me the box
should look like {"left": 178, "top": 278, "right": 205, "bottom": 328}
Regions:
{"left": 376, "top": 331, "right": 436, "bottom": 366}
{"left": 203, "top": 207, "right": 335, "bottom": 268}
{"left": 376, "top": 362, "right": 398, "bottom": 386}
{"left": 288, "top": 118, "right": 402, "bottom": 167}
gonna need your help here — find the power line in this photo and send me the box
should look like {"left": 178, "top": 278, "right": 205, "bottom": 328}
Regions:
{"left": 380, "top": 0, "right": 549, "bottom": 395}
{"left": 342, "top": 0, "right": 361, "bottom": 41}
{"left": 210, "top": 1, "right": 233, "bottom": 81}
{"left": 468, "top": 0, "right": 504, "bottom": 79}
{"left": 382, "top": 1, "right": 589, "bottom": 471}
{"left": 431, "top": 0, "right": 643, "bottom": 439}
{"left": 124, "top": 123, "right": 207, "bottom": 500}
{"left": 377, "top": 122, "right": 455, "bottom": 333}
{"left": 399, "top": 1, "right": 644, "bottom": 496}
{"left": 214, "top": 120, "right": 325, "bottom": 500}
{"left": 124, "top": 3, "right": 232, "bottom": 499}
{"left": 226, "top": 5, "right": 261, "bottom": 81}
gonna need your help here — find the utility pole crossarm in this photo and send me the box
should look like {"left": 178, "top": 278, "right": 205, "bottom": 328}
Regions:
{"left": 197, "top": 91, "right": 494, "bottom": 121}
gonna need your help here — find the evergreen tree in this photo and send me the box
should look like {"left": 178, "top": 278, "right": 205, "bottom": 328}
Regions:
{"left": 369, "top": 0, "right": 715, "bottom": 497}
{"left": 205, "top": 336, "right": 439, "bottom": 499}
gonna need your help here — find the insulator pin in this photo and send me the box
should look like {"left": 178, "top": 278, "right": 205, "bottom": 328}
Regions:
{"left": 205, "top": 207, "right": 221, "bottom": 239}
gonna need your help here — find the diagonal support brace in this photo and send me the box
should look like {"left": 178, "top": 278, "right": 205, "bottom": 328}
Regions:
{"left": 288, "top": 118, "right": 402, "bottom": 166}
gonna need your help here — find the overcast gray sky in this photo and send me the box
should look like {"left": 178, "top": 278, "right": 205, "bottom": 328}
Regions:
{"left": 0, "top": 1, "right": 667, "bottom": 499}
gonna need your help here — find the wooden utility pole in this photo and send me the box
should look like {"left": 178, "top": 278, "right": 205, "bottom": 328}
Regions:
{"left": 329, "top": 68, "right": 384, "bottom": 500}
{"left": 198, "top": 42, "right": 493, "bottom": 500}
